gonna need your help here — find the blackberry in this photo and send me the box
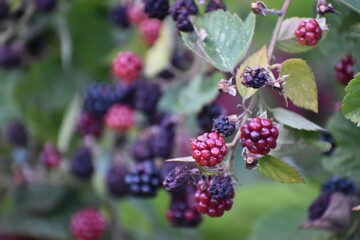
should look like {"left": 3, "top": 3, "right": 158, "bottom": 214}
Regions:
{"left": 213, "top": 115, "right": 236, "bottom": 137}
{"left": 319, "top": 132, "right": 336, "bottom": 156}
{"left": 240, "top": 66, "right": 270, "bottom": 89}
{"left": 205, "top": 0, "right": 226, "bottom": 12}
{"left": 240, "top": 117, "right": 279, "bottom": 155}
{"left": 170, "top": 0, "right": 198, "bottom": 32}
{"left": 39, "top": 143, "right": 61, "bottom": 169}
{"left": 308, "top": 193, "right": 331, "bottom": 220}
{"left": 108, "top": 4, "right": 130, "bottom": 28}
{"left": 76, "top": 111, "right": 103, "bottom": 138}
{"left": 127, "top": 3, "right": 147, "bottom": 25}
{"left": 191, "top": 132, "right": 227, "bottom": 167}
{"left": 0, "top": 44, "right": 21, "bottom": 69}
{"left": 84, "top": 83, "right": 134, "bottom": 117}
{"left": 294, "top": 19, "right": 322, "bottom": 46}
{"left": 335, "top": 55, "right": 356, "bottom": 85}
{"left": 129, "top": 137, "right": 153, "bottom": 162}
{"left": 208, "top": 175, "right": 234, "bottom": 200}
{"left": 125, "top": 160, "right": 162, "bottom": 197}
{"left": 70, "top": 208, "right": 107, "bottom": 240}
{"left": 106, "top": 163, "right": 129, "bottom": 198}
{"left": 166, "top": 194, "right": 202, "bottom": 227}
{"left": 322, "top": 177, "right": 356, "bottom": 195}
{"left": 198, "top": 103, "right": 226, "bottom": 132}
{"left": 5, "top": 121, "right": 28, "bottom": 147}
{"left": 144, "top": 0, "right": 169, "bottom": 20}
{"left": 0, "top": 0, "right": 9, "bottom": 20}
{"left": 135, "top": 81, "right": 162, "bottom": 114}
{"left": 34, "top": 0, "right": 56, "bottom": 13}
{"left": 163, "top": 166, "right": 191, "bottom": 194}
{"left": 105, "top": 104, "right": 135, "bottom": 131}
{"left": 70, "top": 147, "right": 94, "bottom": 181}
{"left": 26, "top": 35, "right": 47, "bottom": 58}
{"left": 112, "top": 51, "right": 143, "bottom": 83}
{"left": 139, "top": 18, "right": 162, "bottom": 46}
{"left": 151, "top": 125, "right": 176, "bottom": 159}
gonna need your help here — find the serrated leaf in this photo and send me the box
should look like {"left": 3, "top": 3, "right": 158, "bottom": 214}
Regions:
{"left": 328, "top": 113, "right": 360, "bottom": 150}
{"left": 277, "top": 18, "right": 327, "bottom": 53}
{"left": 181, "top": 11, "right": 255, "bottom": 72}
{"left": 271, "top": 108, "right": 324, "bottom": 131}
{"left": 338, "top": 0, "right": 360, "bottom": 14}
{"left": 144, "top": 18, "right": 174, "bottom": 78}
{"left": 342, "top": 73, "right": 360, "bottom": 126}
{"left": 280, "top": 58, "right": 318, "bottom": 113}
{"left": 257, "top": 155, "right": 305, "bottom": 184}
{"left": 235, "top": 46, "right": 268, "bottom": 100}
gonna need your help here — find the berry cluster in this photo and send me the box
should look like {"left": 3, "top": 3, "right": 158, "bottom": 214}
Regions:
{"left": 144, "top": 0, "right": 169, "bottom": 20}
{"left": 321, "top": 177, "right": 356, "bottom": 195}
{"left": 335, "top": 55, "right": 356, "bottom": 85}
{"left": 241, "top": 66, "right": 270, "bottom": 89}
{"left": 295, "top": 19, "right": 323, "bottom": 46}
{"left": 70, "top": 208, "right": 107, "bottom": 240}
{"left": 240, "top": 117, "right": 279, "bottom": 155}
{"left": 170, "top": 0, "right": 199, "bottom": 32}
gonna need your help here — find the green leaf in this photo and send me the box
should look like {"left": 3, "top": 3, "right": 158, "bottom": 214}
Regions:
{"left": 342, "top": 73, "right": 360, "bottom": 126}
{"left": 158, "top": 72, "right": 222, "bottom": 115}
{"left": 271, "top": 108, "right": 324, "bottom": 131}
{"left": 338, "top": 0, "right": 360, "bottom": 14}
{"left": 144, "top": 18, "right": 174, "bottom": 78}
{"left": 280, "top": 58, "right": 318, "bottom": 113}
{"left": 257, "top": 155, "right": 305, "bottom": 184}
{"left": 236, "top": 46, "right": 268, "bottom": 100}
{"left": 181, "top": 11, "right": 256, "bottom": 72}
{"left": 277, "top": 18, "right": 327, "bottom": 53}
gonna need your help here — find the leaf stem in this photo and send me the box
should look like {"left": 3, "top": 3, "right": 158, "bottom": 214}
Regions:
{"left": 267, "top": 0, "right": 292, "bottom": 63}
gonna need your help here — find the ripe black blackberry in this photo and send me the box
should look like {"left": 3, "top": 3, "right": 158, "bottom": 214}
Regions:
{"left": 151, "top": 125, "right": 176, "bottom": 159}
{"left": 240, "top": 66, "right": 270, "bottom": 89}
{"left": 308, "top": 193, "right": 331, "bottom": 220}
{"left": 106, "top": 163, "right": 129, "bottom": 198}
{"left": 205, "top": 0, "right": 226, "bottom": 12}
{"left": 208, "top": 175, "right": 234, "bottom": 200}
{"left": 0, "top": 44, "right": 21, "bottom": 69}
{"left": 144, "top": 0, "right": 169, "bottom": 20}
{"left": 166, "top": 194, "right": 202, "bottom": 227}
{"left": 34, "top": 0, "right": 56, "bottom": 13}
{"left": 26, "top": 35, "right": 48, "bottom": 59}
{"left": 71, "top": 147, "right": 94, "bottom": 181}
{"left": 170, "top": 0, "right": 198, "bottom": 32}
{"left": 135, "top": 81, "right": 162, "bottom": 114}
{"left": 322, "top": 177, "right": 356, "bottom": 195}
{"left": 197, "top": 103, "right": 226, "bottom": 132}
{"left": 125, "top": 160, "right": 162, "bottom": 197}
{"left": 129, "top": 137, "right": 153, "bottom": 162}
{"left": 84, "top": 83, "right": 135, "bottom": 117}
{"left": 0, "top": 0, "right": 9, "bottom": 20}
{"left": 163, "top": 166, "right": 191, "bottom": 194}
{"left": 213, "top": 115, "right": 236, "bottom": 137}
{"left": 108, "top": 4, "right": 130, "bottom": 28}
{"left": 5, "top": 121, "right": 28, "bottom": 147}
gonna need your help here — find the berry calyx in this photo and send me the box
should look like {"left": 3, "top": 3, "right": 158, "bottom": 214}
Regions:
{"left": 70, "top": 208, "right": 107, "bottom": 240}
{"left": 191, "top": 132, "right": 227, "bottom": 168}
{"left": 294, "top": 19, "right": 322, "bottom": 46}
{"left": 39, "top": 143, "right": 62, "bottom": 169}
{"left": 112, "top": 51, "right": 143, "bottom": 84}
{"left": 213, "top": 115, "right": 236, "bottom": 137}
{"left": 139, "top": 18, "right": 162, "bottom": 46}
{"left": 240, "top": 117, "right": 279, "bottom": 155}
{"left": 144, "top": 0, "right": 169, "bottom": 20}
{"left": 335, "top": 55, "right": 356, "bottom": 85}
{"left": 105, "top": 104, "right": 135, "bottom": 131}
{"left": 240, "top": 66, "right": 270, "bottom": 89}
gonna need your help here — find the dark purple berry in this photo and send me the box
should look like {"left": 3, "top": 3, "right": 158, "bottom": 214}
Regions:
{"left": 205, "top": 0, "right": 226, "bottom": 12}
{"left": 144, "top": 0, "right": 169, "bottom": 20}
{"left": 40, "top": 143, "right": 61, "bottom": 169}
{"left": 0, "top": 44, "right": 21, "bottom": 69}
{"left": 197, "top": 103, "right": 226, "bottom": 132}
{"left": 108, "top": 4, "right": 130, "bottom": 28}
{"left": 106, "top": 163, "right": 129, "bottom": 198}
{"left": 151, "top": 125, "right": 176, "bottom": 159}
{"left": 322, "top": 177, "right": 356, "bottom": 195}
{"left": 163, "top": 166, "right": 191, "bottom": 194}
{"left": 5, "top": 121, "right": 28, "bottom": 147}
{"left": 213, "top": 115, "right": 236, "bottom": 137}
{"left": 208, "top": 175, "right": 234, "bottom": 200}
{"left": 320, "top": 132, "right": 336, "bottom": 155}
{"left": 71, "top": 147, "right": 94, "bottom": 181}
{"left": 135, "top": 81, "right": 162, "bottom": 114}
{"left": 308, "top": 193, "right": 331, "bottom": 220}
{"left": 170, "top": 0, "right": 198, "bottom": 32}
{"left": 76, "top": 111, "right": 103, "bottom": 138}
{"left": 129, "top": 137, "right": 153, "bottom": 162}
{"left": 34, "top": 0, "right": 56, "bottom": 13}
{"left": 240, "top": 66, "right": 270, "bottom": 89}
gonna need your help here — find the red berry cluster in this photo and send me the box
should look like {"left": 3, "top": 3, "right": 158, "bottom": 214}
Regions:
{"left": 191, "top": 132, "right": 227, "bottom": 167}
{"left": 139, "top": 18, "right": 162, "bottom": 46}
{"left": 70, "top": 208, "right": 107, "bottom": 240}
{"left": 335, "top": 55, "right": 356, "bottom": 85}
{"left": 112, "top": 51, "right": 143, "bottom": 84}
{"left": 295, "top": 19, "right": 322, "bottom": 46}
{"left": 105, "top": 104, "right": 135, "bottom": 131}
{"left": 240, "top": 117, "right": 279, "bottom": 155}
{"left": 194, "top": 179, "right": 234, "bottom": 218}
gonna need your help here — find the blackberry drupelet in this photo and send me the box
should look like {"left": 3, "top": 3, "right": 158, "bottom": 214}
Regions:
{"left": 108, "top": 4, "right": 130, "bottom": 28}
{"left": 106, "top": 163, "right": 129, "bottom": 198}
{"left": 144, "top": 0, "right": 169, "bottom": 20}
{"left": 213, "top": 115, "right": 236, "bottom": 137}
{"left": 70, "top": 147, "right": 94, "bottom": 181}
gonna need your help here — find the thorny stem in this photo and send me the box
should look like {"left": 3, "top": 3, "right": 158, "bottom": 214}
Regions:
{"left": 267, "top": 0, "right": 292, "bottom": 63}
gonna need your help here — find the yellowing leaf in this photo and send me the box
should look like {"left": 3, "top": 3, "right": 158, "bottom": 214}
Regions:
{"left": 257, "top": 155, "right": 305, "bottom": 184}
{"left": 280, "top": 58, "right": 318, "bottom": 113}
{"left": 236, "top": 46, "right": 268, "bottom": 100}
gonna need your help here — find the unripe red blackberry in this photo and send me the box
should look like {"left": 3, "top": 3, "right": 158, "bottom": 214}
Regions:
{"left": 144, "top": 0, "right": 169, "bottom": 20}
{"left": 105, "top": 104, "right": 135, "bottom": 131}
{"left": 108, "top": 4, "right": 130, "bottom": 28}
{"left": 39, "top": 143, "right": 61, "bottom": 169}
{"left": 194, "top": 177, "right": 234, "bottom": 217}
{"left": 70, "top": 208, "right": 107, "bottom": 240}
{"left": 106, "top": 163, "right": 129, "bottom": 198}
{"left": 139, "top": 18, "right": 162, "bottom": 46}
{"left": 335, "top": 55, "right": 356, "bottom": 85}
{"left": 166, "top": 194, "right": 202, "bottom": 227}
{"left": 240, "top": 117, "right": 279, "bottom": 155}
{"left": 112, "top": 51, "right": 143, "bottom": 83}
{"left": 127, "top": 3, "right": 148, "bottom": 25}
{"left": 213, "top": 115, "right": 236, "bottom": 137}
{"left": 240, "top": 66, "right": 270, "bottom": 89}
{"left": 5, "top": 121, "right": 28, "bottom": 147}
{"left": 125, "top": 160, "right": 162, "bottom": 197}
{"left": 191, "top": 132, "right": 227, "bottom": 168}
{"left": 76, "top": 111, "right": 103, "bottom": 138}
{"left": 70, "top": 147, "right": 94, "bottom": 181}
{"left": 294, "top": 19, "right": 322, "bottom": 46}
{"left": 205, "top": 0, "right": 226, "bottom": 12}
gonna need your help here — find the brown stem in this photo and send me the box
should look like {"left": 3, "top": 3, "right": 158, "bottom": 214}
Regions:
{"left": 267, "top": 0, "right": 292, "bottom": 63}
